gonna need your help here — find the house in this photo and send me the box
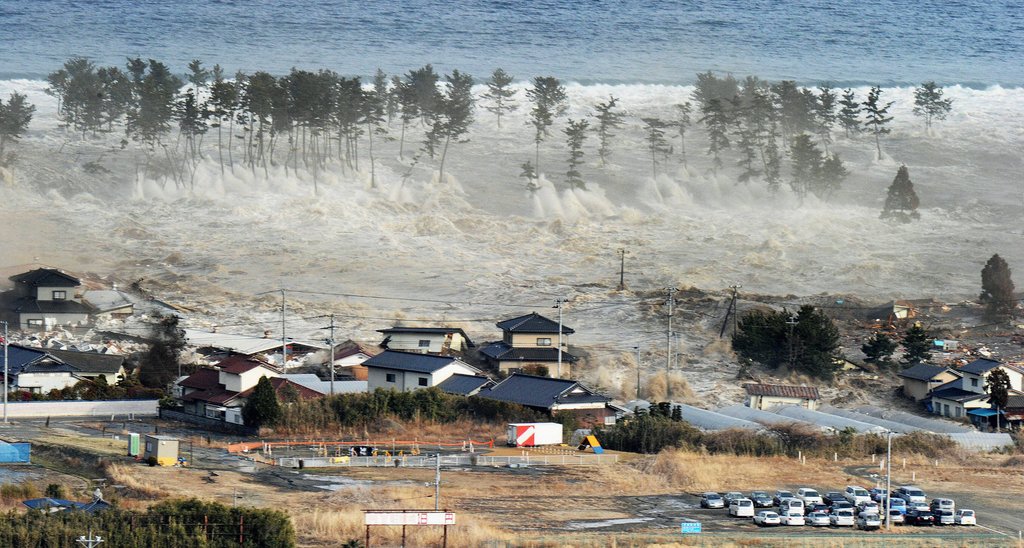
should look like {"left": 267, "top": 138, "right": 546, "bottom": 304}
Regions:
{"left": 898, "top": 363, "right": 961, "bottom": 402}
{"left": 328, "top": 340, "right": 379, "bottom": 380}
{"left": 176, "top": 355, "right": 322, "bottom": 425}
{"left": 2, "top": 268, "right": 93, "bottom": 329}
{"left": 931, "top": 358, "right": 1024, "bottom": 419}
{"left": 3, "top": 344, "right": 127, "bottom": 394}
{"left": 1003, "top": 395, "right": 1024, "bottom": 428}
{"left": 480, "top": 312, "right": 578, "bottom": 378}
{"left": 82, "top": 287, "right": 135, "bottom": 319}
{"left": 478, "top": 373, "right": 617, "bottom": 427}
{"left": 377, "top": 327, "right": 474, "bottom": 355}
{"left": 744, "top": 383, "right": 820, "bottom": 410}
{"left": 363, "top": 350, "right": 481, "bottom": 392}
{"left": 436, "top": 374, "right": 493, "bottom": 396}
{"left": 183, "top": 329, "right": 326, "bottom": 367}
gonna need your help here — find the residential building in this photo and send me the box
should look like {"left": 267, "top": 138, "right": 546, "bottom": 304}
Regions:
{"left": 183, "top": 329, "right": 326, "bottom": 367}
{"left": 744, "top": 383, "right": 820, "bottom": 410}
{"left": 3, "top": 344, "right": 126, "bottom": 394}
{"left": 897, "top": 363, "right": 961, "bottom": 402}
{"left": 3, "top": 268, "right": 93, "bottom": 329}
{"left": 480, "top": 312, "right": 577, "bottom": 378}
{"left": 363, "top": 350, "right": 481, "bottom": 392}
{"left": 931, "top": 358, "right": 1024, "bottom": 419}
{"left": 436, "top": 374, "right": 493, "bottom": 396}
{"left": 478, "top": 373, "right": 616, "bottom": 427}
{"left": 328, "top": 340, "right": 378, "bottom": 380}
{"left": 377, "top": 327, "right": 474, "bottom": 355}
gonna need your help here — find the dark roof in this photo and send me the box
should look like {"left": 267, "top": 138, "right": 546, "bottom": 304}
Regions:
{"left": 743, "top": 383, "right": 820, "bottom": 400}
{"left": 22, "top": 497, "right": 112, "bottom": 513}
{"left": 45, "top": 348, "right": 125, "bottom": 374}
{"left": 495, "top": 312, "right": 574, "bottom": 335}
{"left": 237, "top": 377, "right": 323, "bottom": 399}
{"left": 959, "top": 358, "right": 1002, "bottom": 375}
{"left": 479, "top": 373, "right": 609, "bottom": 409}
{"left": 4, "top": 344, "right": 123, "bottom": 375}
{"left": 377, "top": 327, "right": 475, "bottom": 347}
{"left": 930, "top": 386, "right": 987, "bottom": 403}
{"left": 179, "top": 368, "right": 221, "bottom": 390}
{"left": 363, "top": 350, "right": 475, "bottom": 374}
{"left": 437, "top": 374, "right": 493, "bottom": 396}
{"left": 10, "top": 297, "right": 93, "bottom": 315}
{"left": 217, "top": 355, "right": 277, "bottom": 375}
{"left": 898, "top": 363, "right": 955, "bottom": 382}
{"left": 10, "top": 268, "right": 81, "bottom": 287}
{"left": 1006, "top": 395, "right": 1024, "bottom": 409}
{"left": 479, "top": 342, "right": 578, "bottom": 363}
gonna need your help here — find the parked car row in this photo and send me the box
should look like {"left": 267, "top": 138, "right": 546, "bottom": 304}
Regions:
{"left": 698, "top": 484, "right": 977, "bottom": 529}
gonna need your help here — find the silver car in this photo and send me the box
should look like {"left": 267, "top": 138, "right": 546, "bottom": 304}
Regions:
{"left": 807, "top": 511, "right": 831, "bottom": 526}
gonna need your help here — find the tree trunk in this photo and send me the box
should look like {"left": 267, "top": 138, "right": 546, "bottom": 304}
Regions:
{"left": 438, "top": 133, "right": 451, "bottom": 184}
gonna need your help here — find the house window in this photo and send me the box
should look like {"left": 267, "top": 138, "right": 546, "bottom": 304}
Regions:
{"left": 418, "top": 340, "right": 430, "bottom": 348}
{"left": 971, "top": 378, "right": 978, "bottom": 388}
{"left": 52, "top": 290, "right": 67, "bottom": 300}
{"left": 536, "top": 338, "right": 552, "bottom": 346}
{"left": 27, "top": 319, "right": 43, "bottom": 327}
{"left": 386, "top": 373, "right": 396, "bottom": 383}
{"left": 418, "top": 377, "right": 429, "bottom": 387}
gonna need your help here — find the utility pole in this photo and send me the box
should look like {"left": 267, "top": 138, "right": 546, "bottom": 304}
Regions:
{"left": 730, "top": 284, "right": 741, "bottom": 335}
{"left": 786, "top": 314, "right": 799, "bottom": 369}
{"left": 554, "top": 298, "right": 568, "bottom": 378}
{"left": 634, "top": 344, "right": 641, "bottom": 400}
{"left": 617, "top": 249, "right": 626, "bottom": 290}
{"left": 885, "top": 430, "right": 892, "bottom": 530}
{"left": 665, "top": 287, "right": 677, "bottom": 375}
{"left": 434, "top": 453, "right": 442, "bottom": 511}
{"left": 324, "top": 314, "right": 336, "bottom": 396}
{"left": 76, "top": 530, "right": 104, "bottom": 547}
{"left": 2, "top": 320, "right": 8, "bottom": 424}
{"left": 280, "top": 289, "right": 287, "bottom": 367}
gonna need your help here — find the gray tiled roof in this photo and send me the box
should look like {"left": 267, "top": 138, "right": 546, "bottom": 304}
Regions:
{"left": 10, "top": 268, "right": 81, "bottom": 287}
{"left": 363, "top": 350, "right": 476, "bottom": 374}
{"left": 479, "top": 373, "right": 608, "bottom": 409}
{"left": 743, "top": 383, "right": 819, "bottom": 400}
{"left": 5, "top": 344, "right": 124, "bottom": 375}
{"left": 931, "top": 386, "right": 987, "bottom": 403}
{"left": 11, "top": 298, "right": 93, "bottom": 315}
{"left": 898, "top": 363, "right": 954, "bottom": 381}
{"left": 437, "top": 374, "right": 493, "bottom": 396}
{"left": 480, "top": 342, "right": 578, "bottom": 363}
{"left": 959, "top": 358, "right": 1002, "bottom": 375}
{"left": 495, "top": 312, "right": 574, "bottom": 335}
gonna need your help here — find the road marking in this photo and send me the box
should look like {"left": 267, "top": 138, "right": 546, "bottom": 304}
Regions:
{"left": 975, "top": 524, "right": 1012, "bottom": 537}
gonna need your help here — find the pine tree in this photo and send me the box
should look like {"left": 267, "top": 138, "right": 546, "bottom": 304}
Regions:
{"left": 408, "top": 64, "right": 440, "bottom": 125}
{"left": 815, "top": 84, "right": 837, "bottom": 152}
{"left": 837, "top": 88, "right": 860, "bottom": 138}
{"left": 563, "top": 118, "right": 589, "bottom": 189}
{"left": 242, "top": 376, "right": 282, "bottom": 428}
{"left": 641, "top": 117, "right": 670, "bottom": 177}
{"left": 482, "top": 68, "right": 517, "bottom": 128}
{"left": 732, "top": 305, "right": 841, "bottom": 380}
{"left": 880, "top": 165, "right": 921, "bottom": 222}
{"left": 862, "top": 86, "right": 894, "bottom": 160}
{"left": 520, "top": 160, "right": 538, "bottom": 193}
{"left": 430, "top": 70, "right": 474, "bottom": 183}
{"left": 673, "top": 102, "right": 692, "bottom": 167}
{"left": 0, "top": 92, "right": 35, "bottom": 166}
{"left": 987, "top": 368, "right": 1011, "bottom": 412}
{"left": 700, "top": 98, "right": 730, "bottom": 170}
{"left": 525, "top": 76, "right": 568, "bottom": 176}
{"left": 979, "top": 253, "right": 1016, "bottom": 320}
{"left": 900, "top": 323, "right": 932, "bottom": 366}
{"left": 208, "top": 65, "right": 238, "bottom": 175}
{"left": 593, "top": 95, "right": 624, "bottom": 166}
{"left": 912, "top": 81, "right": 953, "bottom": 132}
{"left": 861, "top": 332, "right": 898, "bottom": 368}
{"left": 788, "top": 133, "right": 823, "bottom": 200}
{"left": 817, "top": 152, "right": 848, "bottom": 199}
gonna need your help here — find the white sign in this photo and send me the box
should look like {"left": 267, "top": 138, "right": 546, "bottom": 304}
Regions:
{"left": 365, "top": 512, "right": 456, "bottom": 526}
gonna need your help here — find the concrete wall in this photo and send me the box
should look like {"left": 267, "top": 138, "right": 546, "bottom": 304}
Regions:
{"left": 1, "top": 400, "right": 158, "bottom": 418}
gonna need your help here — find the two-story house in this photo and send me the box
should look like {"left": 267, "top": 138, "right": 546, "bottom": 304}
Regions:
{"left": 3, "top": 268, "right": 93, "bottom": 329}
{"left": 363, "top": 350, "right": 482, "bottom": 392}
{"left": 930, "top": 358, "right": 1024, "bottom": 419}
{"left": 4, "top": 344, "right": 126, "bottom": 394}
{"left": 898, "top": 363, "right": 962, "bottom": 402}
{"left": 480, "top": 312, "right": 578, "bottom": 378}
{"left": 377, "top": 326, "right": 474, "bottom": 355}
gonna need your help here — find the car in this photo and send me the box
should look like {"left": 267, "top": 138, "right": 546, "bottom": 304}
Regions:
{"left": 933, "top": 509, "right": 955, "bottom": 526}
{"left": 857, "top": 513, "right": 881, "bottom": 530}
{"left": 773, "top": 490, "right": 795, "bottom": 507}
{"left": 954, "top": 509, "right": 976, "bottom": 526}
{"left": 856, "top": 500, "right": 880, "bottom": 516}
{"left": 749, "top": 491, "right": 774, "bottom": 508}
{"left": 904, "top": 509, "right": 935, "bottom": 526}
{"left": 806, "top": 511, "right": 831, "bottom": 526}
{"left": 700, "top": 492, "right": 725, "bottom": 509}
{"left": 779, "top": 497, "right": 804, "bottom": 516}
{"left": 723, "top": 491, "right": 745, "bottom": 505}
{"left": 895, "top": 486, "right": 927, "bottom": 505}
{"left": 830, "top": 500, "right": 853, "bottom": 514}
{"left": 844, "top": 485, "right": 871, "bottom": 506}
{"left": 830, "top": 509, "right": 855, "bottom": 527}
{"left": 929, "top": 498, "right": 955, "bottom": 513}
{"left": 780, "top": 511, "right": 805, "bottom": 526}
{"left": 753, "top": 510, "right": 781, "bottom": 526}
{"left": 887, "top": 509, "right": 905, "bottom": 525}
{"left": 886, "top": 497, "right": 907, "bottom": 513}
{"left": 822, "top": 491, "right": 845, "bottom": 506}
{"left": 910, "top": 501, "right": 931, "bottom": 513}
{"left": 796, "top": 487, "right": 823, "bottom": 506}
{"left": 729, "top": 498, "right": 755, "bottom": 517}
{"left": 805, "top": 503, "right": 829, "bottom": 516}
{"left": 869, "top": 487, "right": 888, "bottom": 502}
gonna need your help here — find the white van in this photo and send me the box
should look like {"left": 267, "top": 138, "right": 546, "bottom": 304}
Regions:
{"left": 796, "top": 488, "right": 823, "bottom": 506}
{"left": 844, "top": 485, "right": 871, "bottom": 506}
{"left": 729, "top": 498, "right": 755, "bottom": 517}
{"left": 779, "top": 498, "right": 804, "bottom": 515}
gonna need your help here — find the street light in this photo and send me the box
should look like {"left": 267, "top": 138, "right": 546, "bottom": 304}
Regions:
{"left": 2, "top": 320, "right": 8, "bottom": 424}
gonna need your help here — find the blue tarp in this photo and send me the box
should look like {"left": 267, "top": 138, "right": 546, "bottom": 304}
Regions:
{"left": 0, "top": 443, "right": 30, "bottom": 463}
{"left": 967, "top": 408, "right": 1003, "bottom": 417}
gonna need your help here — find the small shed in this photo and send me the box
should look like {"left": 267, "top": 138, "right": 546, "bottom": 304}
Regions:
{"left": 143, "top": 435, "right": 179, "bottom": 466}
{"left": 744, "top": 383, "right": 820, "bottom": 410}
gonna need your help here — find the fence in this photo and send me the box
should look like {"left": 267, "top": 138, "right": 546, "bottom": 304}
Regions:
{"left": 3, "top": 400, "right": 158, "bottom": 418}
{"left": 278, "top": 453, "right": 618, "bottom": 468}
{"left": 0, "top": 442, "right": 30, "bottom": 464}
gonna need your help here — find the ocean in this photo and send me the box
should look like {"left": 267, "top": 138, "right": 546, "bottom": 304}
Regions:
{"left": 1, "top": 0, "right": 1022, "bottom": 86}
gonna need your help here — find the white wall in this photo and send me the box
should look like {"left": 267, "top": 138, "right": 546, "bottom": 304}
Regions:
{"left": 368, "top": 361, "right": 478, "bottom": 392}
{"left": 2, "top": 400, "right": 158, "bottom": 418}
{"left": 221, "top": 367, "right": 278, "bottom": 392}
{"left": 16, "top": 372, "right": 78, "bottom": 393}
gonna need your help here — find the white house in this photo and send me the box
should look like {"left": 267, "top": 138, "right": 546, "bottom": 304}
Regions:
{"left": 377, "top": 326, "right": 475, "bottom": 355}
{"left": 4, "top": 268, "right": 93, "bottom": 329}
{"left": 930, "top": 358, "right": 1024, "bottom": 419}
{"left": 480, "top": 312, "right": 578, "bottom": 378}
{"left": 744, "top": 383, "right": 820, "bottom": 410}
{"left": 363, "top": 350, "right": 481, "bottom": 392}
{"left": 5, "top": 344, "right": 126, "bottom": 394}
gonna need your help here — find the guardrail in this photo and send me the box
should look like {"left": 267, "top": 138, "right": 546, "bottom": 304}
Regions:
{"left": 277, "top": 453, "right": 617, "bottom": 468}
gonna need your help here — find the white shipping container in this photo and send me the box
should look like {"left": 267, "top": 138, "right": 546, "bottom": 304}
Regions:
{"left": 507, "top": 422, "right": 563, "bottom": 447}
